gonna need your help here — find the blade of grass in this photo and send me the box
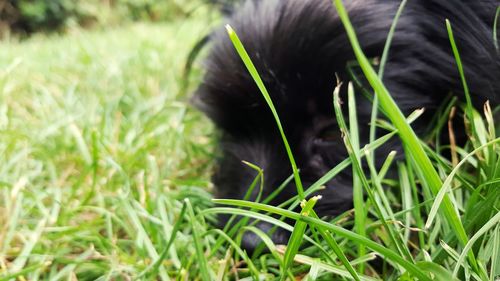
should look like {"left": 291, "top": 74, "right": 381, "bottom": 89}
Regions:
{"left": 369, "top": 0, "right": 408, "bottom": 159}
{"left": 364, "top": 150, "right": 397, "bottom": 220}
{"left": 10, "top": 218, "right": 47, "bottom": 273}
{"left": 241, "top": 160, "right": 265, "bottom": 204}
{"left": 310, "top": 218, "right": 362, "bottom": 281}
{"left": 378, "top": 150, "right": 397, "bottom": 180}
{"left": 415, "top": 262, "right": 460, "bottom": 281}
{"left": 281, "top": 197, "right": 320, "bottom": 280}
{"left": 347, "top": 82, "right": 367, "bottom": 274}
{"left": 494, "top": 6, "right": 500, "bottom": 51}
{"left": 157, "top": 196, "right": 181, "bottom": 268}
{"left": 490, "top": 225, "right": 500, "bottom": 280}
{"left": 225, "top": 24, "right": 304, "bottom": 199}
{"left": 241, "top": 226, "right": 284, "bottom": 263}
{"left": 398, "top": 163, "right": 414, "bottom": 244}
{"left": 186, "top": 199, "right": 212, "bottom": 281}
{"left": 446, "top": 19, "right": 479, "bottom": 149}
{"left": 0, "top": 263, "right": 47, "bottom": 281}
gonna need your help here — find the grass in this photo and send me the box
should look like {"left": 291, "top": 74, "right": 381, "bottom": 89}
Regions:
{"left": 1, "top": 1, "right": 499, "bottom": 281}
{"left": 0, "top": 11, "right": 218, "bottom": 280}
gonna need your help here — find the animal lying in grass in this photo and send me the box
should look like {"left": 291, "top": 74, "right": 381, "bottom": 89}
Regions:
{"left": 193, "top": 0, "right": 500, "bottom": 251}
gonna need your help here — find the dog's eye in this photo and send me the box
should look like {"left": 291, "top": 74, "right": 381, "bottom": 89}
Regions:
{"left": 314, "top": 126, "right": 342, "bottom": 145}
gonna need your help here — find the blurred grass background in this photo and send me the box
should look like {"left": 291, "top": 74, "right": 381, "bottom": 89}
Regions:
{"left": 1, "top": 1, "right": 221, "bottom": 279}
{"left": 0, "top": 0, "right": 202, "bottom": 36}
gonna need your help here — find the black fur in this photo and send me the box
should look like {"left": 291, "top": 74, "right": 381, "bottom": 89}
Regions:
{"left": 193, "top": 0, "right": 500, "bottom": 251}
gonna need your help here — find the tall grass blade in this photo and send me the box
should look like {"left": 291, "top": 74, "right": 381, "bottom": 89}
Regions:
{"left": 186, "top": 199, "right": 212, "bottom": 281}
{"left": 494, "top": 6, "right": 500, "bottom": 51}
{"left": 446, "top": 19, "right": 478, "bottom": 148}
{"left": 348, "top": 82, "right": 367, "bottom": 274}
{"left": 281, "top": 197, "right": 319, "bottom": 280}
{"left": 225, "top": 25, "right": 304, "bottom": 198}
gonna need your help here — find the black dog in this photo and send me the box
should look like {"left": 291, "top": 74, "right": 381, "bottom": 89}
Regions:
{"left": 193, "top": 0, "right": 500, "bottom": 251}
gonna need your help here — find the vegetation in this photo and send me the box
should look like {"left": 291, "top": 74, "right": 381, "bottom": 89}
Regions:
{"left": 0, "top": 1, "right": 499, "bottom": 280}
{"left": 0, "top": 11, "right": 216, "bottom": 279}
{"left": 0, "top": 0, "right": 202, "bottom": 37}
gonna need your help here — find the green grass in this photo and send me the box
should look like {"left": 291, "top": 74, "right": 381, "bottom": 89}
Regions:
{"left": 0, "top": 13, "right": 218, "bottom": 280}
{"left": 1, "top": 2, "right": 500, "bottom": 281}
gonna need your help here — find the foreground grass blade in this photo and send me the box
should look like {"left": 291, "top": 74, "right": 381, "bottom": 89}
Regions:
{"left": 225, "top": 24, "right": 304, "bottom": 198}
{"left": 446, "top": 20, "right": 478, "bottom": 147}
{"left": 494, "top": 6, "right": 500, "bottom": 51}
{"left": 310, "top": 214, "right": 362, "bottom": 281}
{"left": 281, "top": 197, "right": 320, "bottom": 280}
{"left": 370, "top": 0, "right": 408, "bottom": 156}
{"left": 331, "top": 0, "right": 477, "bottom": 271}
{"left": 208, "top": 201, "right": 432, "bottom": 281}
{"left": 186, "top": 199, "right": 212, "bottom": 281}
{"left": 348, "top": 83, "right": 367, "bottom": 274}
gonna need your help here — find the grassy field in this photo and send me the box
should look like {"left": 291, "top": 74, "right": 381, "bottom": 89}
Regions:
{"left": 0, "top": 12, "right": 219, "bottom": 280}
{"left": 1, "top": 4, "right": 499, "bottom": 281}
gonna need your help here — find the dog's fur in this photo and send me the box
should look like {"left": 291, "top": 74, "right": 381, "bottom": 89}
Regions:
{"left": 193, "top": 0, "right": 500, "bottom": 251}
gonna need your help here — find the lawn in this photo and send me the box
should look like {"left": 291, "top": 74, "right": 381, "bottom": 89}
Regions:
{"left": 1, "top": 3, "right": 499, "bottom": 281}
{"left": 0, "top": 12, "right": 218, "bottom": 280}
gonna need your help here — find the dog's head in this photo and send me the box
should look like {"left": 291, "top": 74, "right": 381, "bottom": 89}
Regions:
{"left": 192, "top": 0, "right": 394, "bottom": 250}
